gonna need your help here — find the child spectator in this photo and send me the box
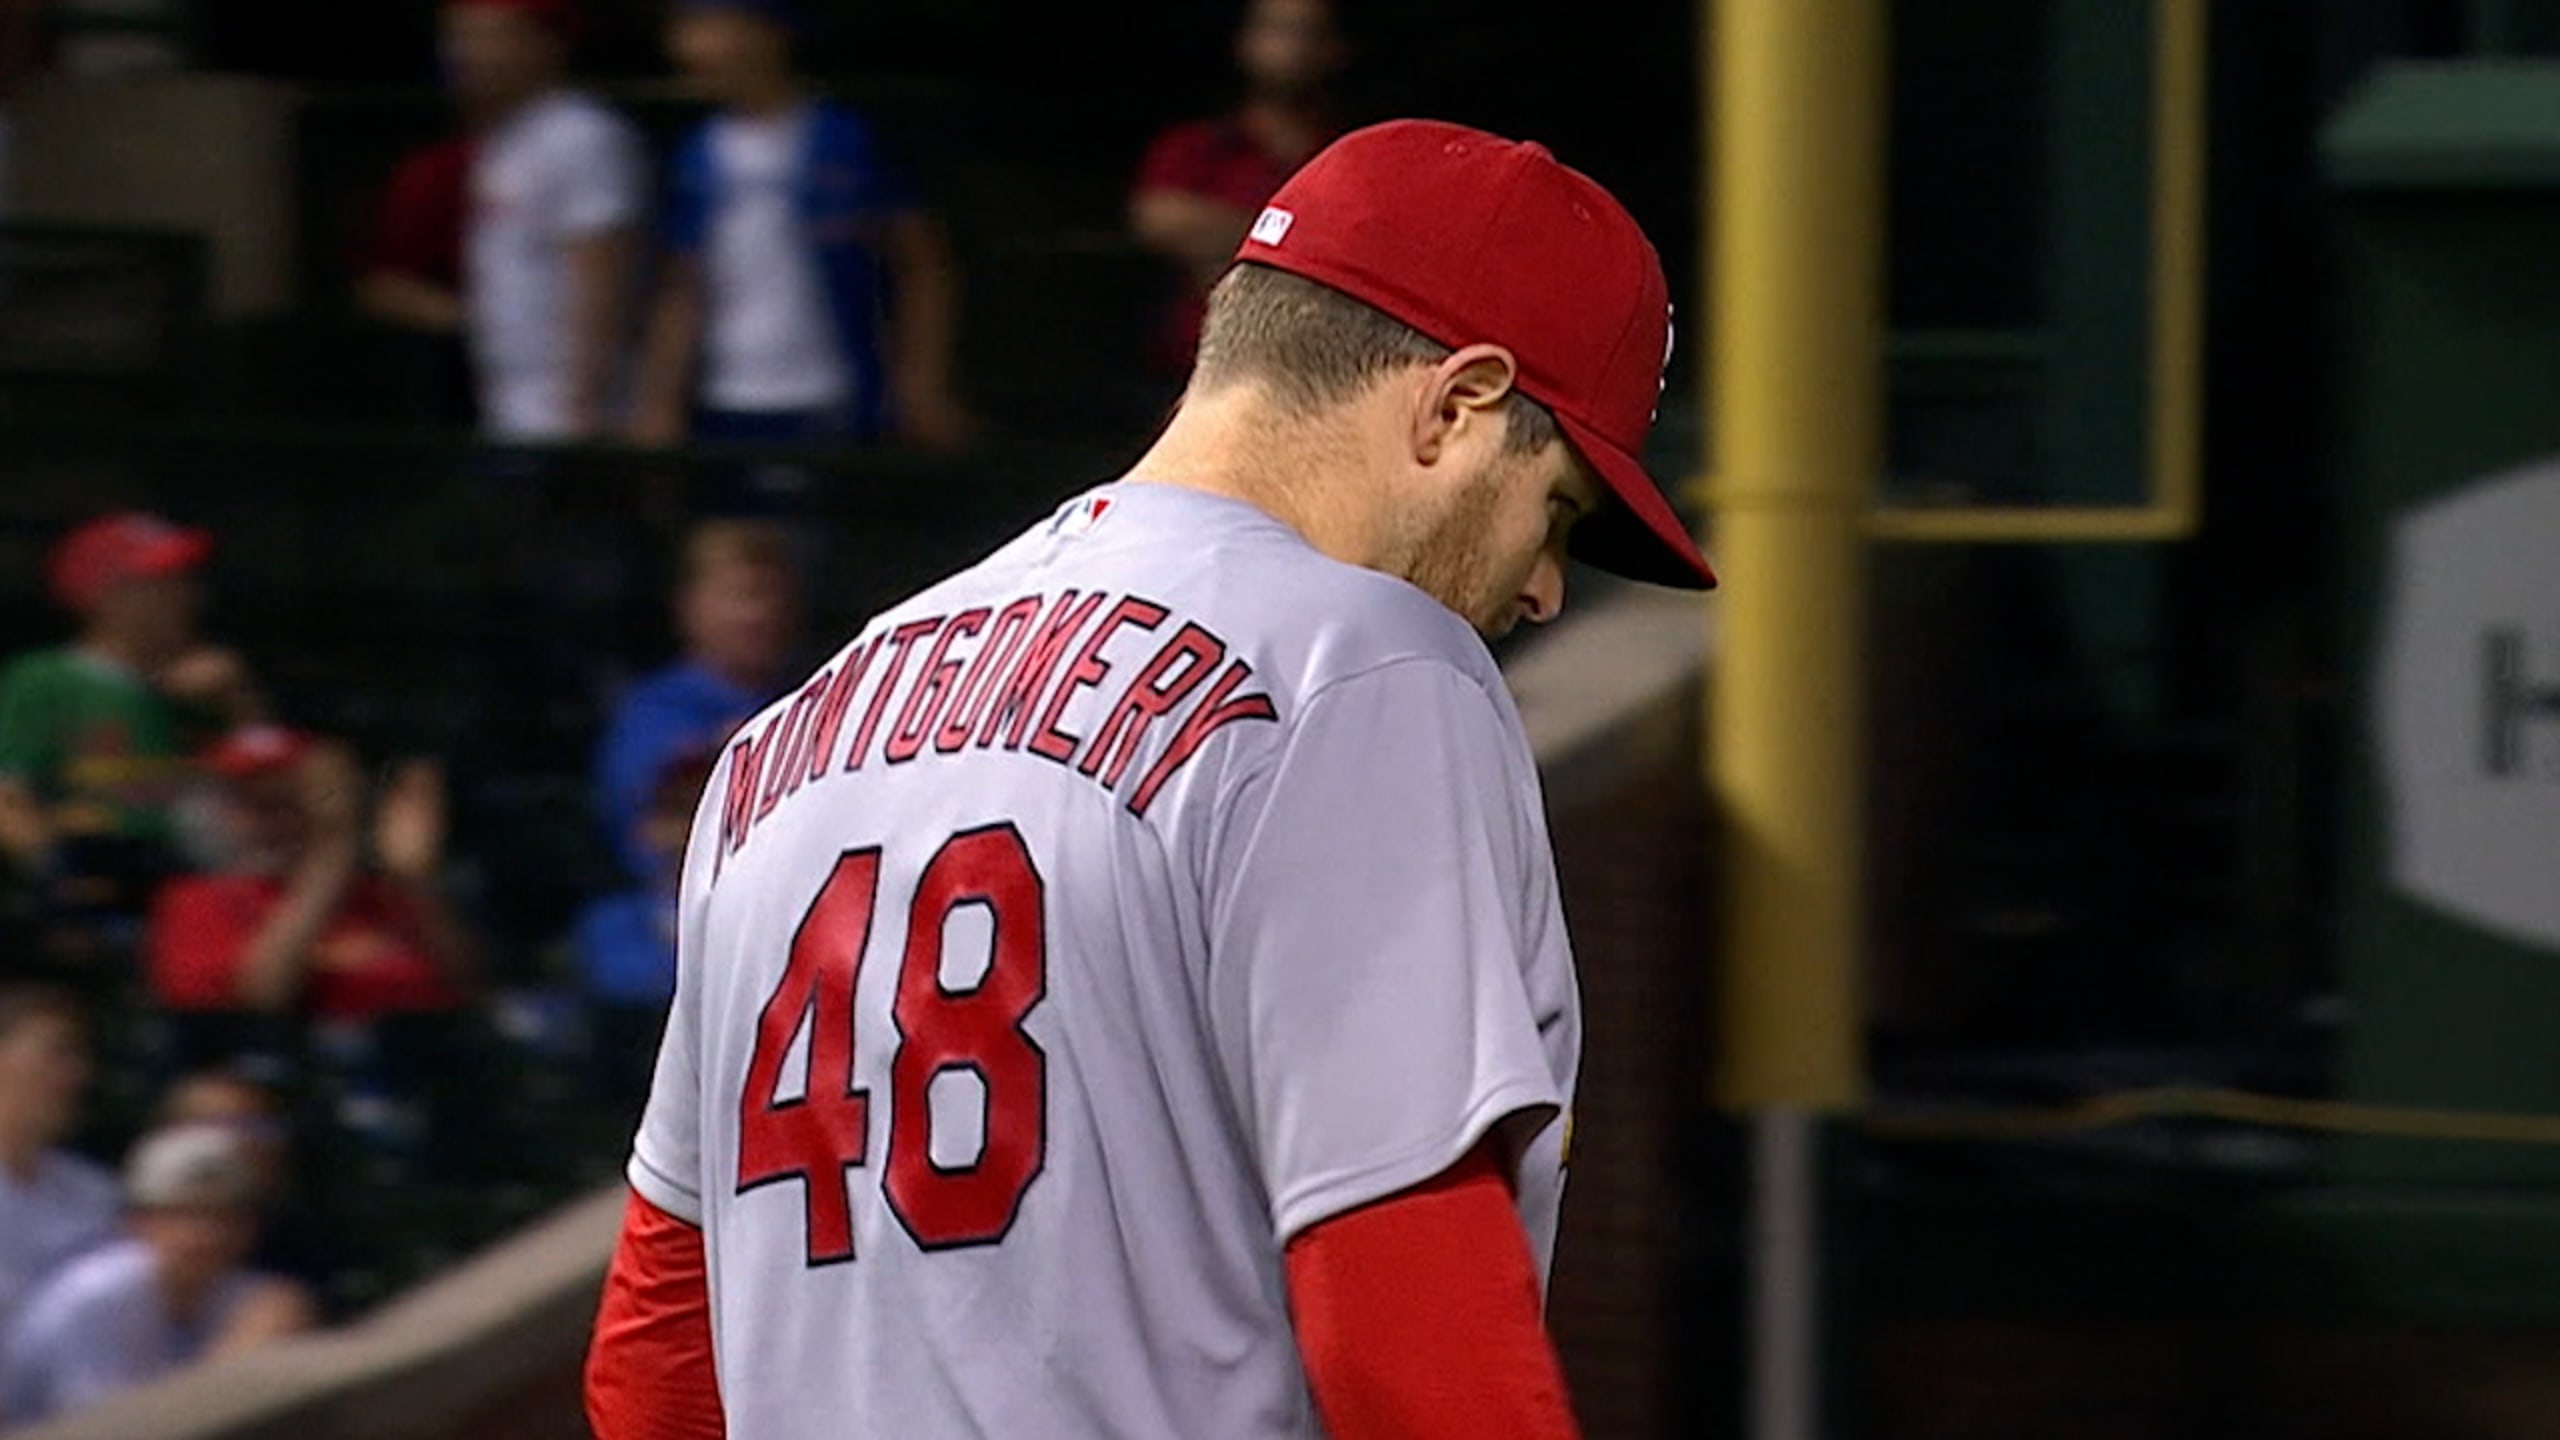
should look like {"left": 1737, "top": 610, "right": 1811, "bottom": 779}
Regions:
{"left": 0, "top": 1123, "right": 313, "bottom": 1426}
{"left": 0, "top": 985, "right": 115, "bottom": 1340}
{"left": 579, "top": 521, "right": 792, "bottom": 1107}
{"left": 591, "top": 521, "right": 797, "bottom": 885}
{"left": 0, "top": 514, "right": 261, "bottom": 934}
{"left": 144, "top": 728, "right": 478, "bottom": 1028}
{"left": 1130, "top": 0, "right": 1348, "bottom": 371}
{"left": 629, "top": 0, "right": 971, "bottom": 452}
{"left": 441, "top": 0, "right": 646, "bottom": 442}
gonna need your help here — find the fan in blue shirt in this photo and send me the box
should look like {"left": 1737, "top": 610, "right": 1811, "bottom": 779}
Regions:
{"left": 629, "top": 0, "right": 973, "bottom": 453}
{"left": 581, "top": 523, "right": 798, "bottom": 1107}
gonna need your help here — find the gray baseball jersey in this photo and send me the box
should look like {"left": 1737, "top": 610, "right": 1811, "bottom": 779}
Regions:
{"left": 629, "top": 481, "right": 1580, "bottom": 1439}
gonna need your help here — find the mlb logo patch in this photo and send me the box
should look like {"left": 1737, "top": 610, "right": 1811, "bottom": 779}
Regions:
{"left": 1250, "top": 206, "right": 1296, "bottom": 247}
{"left": 1055, "top": 495, "right": 1116, "bottom": 537}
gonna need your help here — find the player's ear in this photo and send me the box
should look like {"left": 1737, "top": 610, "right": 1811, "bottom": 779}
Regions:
{"left": 1409, "top": 344, "right": 1521, "bottom": 467}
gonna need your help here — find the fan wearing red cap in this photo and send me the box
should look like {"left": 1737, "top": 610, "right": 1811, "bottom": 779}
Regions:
{"left": 0, "top": 514, "right": 261, "bottom": 895}
{"left": 145, "top": 730, "right": 475, "bottom": 1027}
{"left": 589, "top": 119, "right": 1703, "bottom": 1440}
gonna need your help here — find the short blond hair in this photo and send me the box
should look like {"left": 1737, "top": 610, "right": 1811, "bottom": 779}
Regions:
{"left": 1193, "top": 263, "right": 1562, "bottom": 456}
{"left": 682, "top": 520, "right": 795, "bottom": 590}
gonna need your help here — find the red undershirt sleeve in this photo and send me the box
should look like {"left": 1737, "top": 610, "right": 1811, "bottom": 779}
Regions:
{"left": 1283, "top": 1140, "right": 1582, "bottom": 1440}
{"left": 586, "top": 1189, "right": 725, "bottom": 1440}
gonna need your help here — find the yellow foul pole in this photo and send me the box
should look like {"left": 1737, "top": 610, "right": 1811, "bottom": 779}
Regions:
{"left": 1706, "top": 5, "right": 1885, "bottom": 1435}
{"left": 1707, "top": 0, "right": 1882, "bottom": 1116}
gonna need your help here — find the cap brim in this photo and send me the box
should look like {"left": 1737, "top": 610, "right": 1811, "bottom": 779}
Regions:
{"left": 1553, "top": 413, "right": 1717, "bottom": 590}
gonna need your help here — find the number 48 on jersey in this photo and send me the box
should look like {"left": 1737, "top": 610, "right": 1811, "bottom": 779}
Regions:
{"left": 736, "top": 824, "right": 1049, "bottom": 1266}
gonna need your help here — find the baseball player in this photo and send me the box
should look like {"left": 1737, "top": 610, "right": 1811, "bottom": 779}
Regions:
{"left": 585, "top": 118, "right": 1715, "bottom": 1440}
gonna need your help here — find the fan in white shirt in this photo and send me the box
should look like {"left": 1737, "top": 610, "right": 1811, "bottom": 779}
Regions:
{"left": 441, "top": 0, "right": 645, "bottom": 442}
{"left": 1, "top": 1124, "right": 314, "bottom": 1426}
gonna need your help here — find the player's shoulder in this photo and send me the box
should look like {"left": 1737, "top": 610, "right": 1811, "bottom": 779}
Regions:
{"left": 532, "top": 90, "right": 642, "bottom": 155}
{"left": 1027, "top": 481, "right": 1497, "bottom": 699}
{"left": 1217, "top": 533, "right": 1499, "bottom": 704}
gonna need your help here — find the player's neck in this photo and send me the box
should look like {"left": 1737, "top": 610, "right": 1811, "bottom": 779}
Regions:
{"left": 1132, "top": 385, "right": 1390, "bottom": 571}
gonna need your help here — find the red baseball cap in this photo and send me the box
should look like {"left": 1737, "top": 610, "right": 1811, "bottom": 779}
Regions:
{"left": 199, "top": 725, "right": 315, "bottom": 780}
{"left": 1234, "top": 119, "right": 1715, "bottom": 590}
{"left": 48, "top": 512, "right": 213, "bottom": 612}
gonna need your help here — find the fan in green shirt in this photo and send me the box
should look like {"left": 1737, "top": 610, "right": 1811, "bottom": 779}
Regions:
{"left": 0, "top": 514, "right": 261, "bottom": 895}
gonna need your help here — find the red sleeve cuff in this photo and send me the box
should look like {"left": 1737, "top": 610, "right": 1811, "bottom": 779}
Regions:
{"left": 586, "top": 1190, "right": 725, "bottom": 1440}
{"left": 1284, "top": 1142, "right": 1581, "bottom": 1440}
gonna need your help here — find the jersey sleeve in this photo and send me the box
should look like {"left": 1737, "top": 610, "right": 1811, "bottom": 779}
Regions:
{"left": 367, "top": 138, "right": 472, "bottom": 284}
{"left": 627, "top": 756, "right": 725, "bottom": 1224}
{"left": 819, "top": 104, "right": 919, "bottom": 216}
{"left": 554, "top": 110, "right": 647, "bottom": 239}
{"left": 1205, "top": 659, "right": 1565, "bottom": 1244}
{"left": 1286, "top": 1142, "right": 1581, "bottom": 1440}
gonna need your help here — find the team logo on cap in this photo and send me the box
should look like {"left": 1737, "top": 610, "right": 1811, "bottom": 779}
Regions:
{"left": 1652, "top": 305, "right": 1676, "bottom": 422}
{"left": 1250, "top": 206, "right": 1296, "bottom": 247}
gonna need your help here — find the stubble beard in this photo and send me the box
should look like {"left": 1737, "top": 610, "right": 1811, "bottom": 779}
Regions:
{"left": 1393, "top": 460, "right": 1517, "bottom": 640}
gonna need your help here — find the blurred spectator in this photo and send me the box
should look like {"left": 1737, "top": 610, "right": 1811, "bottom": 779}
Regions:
{"left": 143, "top": 728, "right": 477, "bottom": 1029}
{"left": 156, "top": 1065, "right": 336, "bottom": 1307}
{"left": 0, "top": 1123, "right": 313, "bottom": 1426}
{"left": 1130, "top": 0, "right": 1347, "bottom": 372}
{"left": 355, "top": 132, "right": 482, "bottom": 426}
{"left": 156, "top": 1070, "right": 285, "bottom": 1198}
{"left": 580, "top": 521, "right": 793, "bottom": 1104}
{"left": 575, "top": 745, "right": 712, "bottom": 1111}
{"left": 356, "top": 135, "right": 475, "bottom": 341}
{"left": 629, "top": 0, "right": 971, "bottom": 454}
{"left": 592, "top": 521, "right": 796, "bottom": 882}
{"left": 0, "top": 985, "right": 114, "bottom": 1340}
{"left": 440, "top": 0, "right": 646, "bottom": 442}
{"left": 0, "top": 515, "right": 262, "bottom": 939}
